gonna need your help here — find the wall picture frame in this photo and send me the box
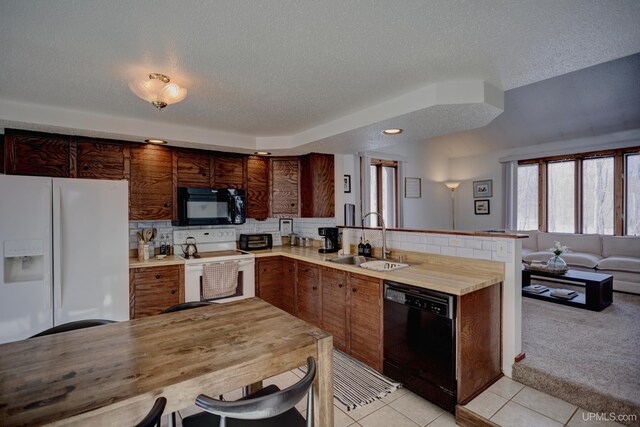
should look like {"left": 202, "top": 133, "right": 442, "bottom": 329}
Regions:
{"left": 405, "top": 177, "right": 421, "bottom": 198}
{"left": 344, "top": 175, "right": 352, "bottom": 193}
{"left": 474, "top": 199, "right": 490, "bottom": 215}
{"left": 473, "top": 180, "right": 493, "bottom": 198}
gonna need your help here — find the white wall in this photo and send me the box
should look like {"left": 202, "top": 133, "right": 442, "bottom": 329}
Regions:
{"left": 366, "top": 140, "right": 452, "bottom": 230}
{"left": 448, "top": 129, "right": 640, "bottom": 232}
{"left": 449, "top": 152, "right": 503, "bottom": 232}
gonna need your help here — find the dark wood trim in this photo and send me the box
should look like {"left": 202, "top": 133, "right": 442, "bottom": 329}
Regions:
{"left": 539, "top": 160, "right": 547, "bottom": 232}
{"left": 69, "top": 138, "right": 77, "bottom": 178}
{"left": 456, "top": 405, "right": 500, "bottom": 427}
{"left": 514, "top": 352, "right": 526, "bottom": 363}
{"left": 522, "top": 147, "right": 640, "bottom": 235}
{"left": 615, "top": 154, "right": 624, "bottom": 235}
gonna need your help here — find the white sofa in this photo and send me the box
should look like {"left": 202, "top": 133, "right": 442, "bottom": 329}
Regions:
{"left": 517, "top": 231, "right": 640, "bottom": 294}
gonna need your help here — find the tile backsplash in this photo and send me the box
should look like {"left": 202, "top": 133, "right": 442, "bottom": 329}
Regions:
{"left": 129, "top": 218, "right": 337, "bottom": 251}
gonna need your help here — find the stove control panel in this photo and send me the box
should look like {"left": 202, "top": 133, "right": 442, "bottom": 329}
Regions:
{"left": 173, "top": 228, "right": 236, "bottom": 244}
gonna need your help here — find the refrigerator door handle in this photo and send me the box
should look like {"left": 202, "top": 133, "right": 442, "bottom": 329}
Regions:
{"left": 53, "top": 184, "right": 62, "bottom": 310}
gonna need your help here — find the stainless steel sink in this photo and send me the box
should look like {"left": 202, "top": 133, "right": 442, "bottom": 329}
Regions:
{"left": 328, "top": 255, "right": 378, "bottom": 267}
{"left": 329, "top": 255, "right": 412, "bottom": 271}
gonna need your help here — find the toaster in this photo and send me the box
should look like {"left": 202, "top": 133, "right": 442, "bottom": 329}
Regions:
{"left": 239, "top": 234, "right": 273, "bottom": 251}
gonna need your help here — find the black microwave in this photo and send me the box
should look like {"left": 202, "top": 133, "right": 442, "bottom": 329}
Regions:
{"left": 173, "top": 187, "right": 246, "bottom": 226}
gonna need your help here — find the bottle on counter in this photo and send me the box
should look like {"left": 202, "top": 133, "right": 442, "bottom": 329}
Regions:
{"left": 363, "top": 240, "right": 372, "bottom": 257}
{"left": 160, "top": 234, "right": 166, "bottom": 255}
{"left": 143, "top": 244, "right": 150, "bottom": 260}
{"left": 138, "top": 240, "right": 145, "bottom": 262}
{"left": 358, "top": 238, "right": 365, "bottom": 256}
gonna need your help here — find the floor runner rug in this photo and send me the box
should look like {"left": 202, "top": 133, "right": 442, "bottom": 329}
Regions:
{"left": 300, "top": 349, "right": 402, "bottom": 411}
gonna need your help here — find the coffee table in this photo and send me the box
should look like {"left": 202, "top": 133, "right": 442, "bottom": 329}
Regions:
{"left": 522, "top": 268, "right": 613, "bottom": 311}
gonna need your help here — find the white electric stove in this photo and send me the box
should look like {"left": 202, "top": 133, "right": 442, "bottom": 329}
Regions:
{"left": 173, "top": 229, "right": 255, "bottom": 303}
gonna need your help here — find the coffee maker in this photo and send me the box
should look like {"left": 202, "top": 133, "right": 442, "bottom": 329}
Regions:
{"left": 318, "top": 227, "right": 339, "bottom": 254}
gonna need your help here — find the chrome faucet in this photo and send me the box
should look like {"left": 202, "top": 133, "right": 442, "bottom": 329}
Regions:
{"left": 362, "top": 211, "right": 390, "bottom": 260}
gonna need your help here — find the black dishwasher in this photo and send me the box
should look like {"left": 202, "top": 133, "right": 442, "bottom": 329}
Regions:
{"left": 383, "top": 280, "right": 456, "bottom": 413}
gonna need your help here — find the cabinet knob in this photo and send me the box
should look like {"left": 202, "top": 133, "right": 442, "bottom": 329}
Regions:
{"left": 338, "top": 284, "right": 343, "bottom": 288}
{"left": 83, "top": 166, "right": 89, "bottom": 171}
{"left": 155, "top": 274, "right": 160, "bottom": 279}
{"left": 312, "top": 286, "right": 318, "bottom": 290}
{"left": 352, "top": 288, "right": 357, "bottom": 292}
{"left": 171, "top": 290, "right": 176, "bottom": 294}
{"left": 164, "top": 203, "right": 171, "bottom": 207}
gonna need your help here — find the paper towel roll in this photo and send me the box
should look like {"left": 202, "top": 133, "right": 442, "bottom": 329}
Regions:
{"left": 342, "top": 229, "right": 351, "bottom": 255}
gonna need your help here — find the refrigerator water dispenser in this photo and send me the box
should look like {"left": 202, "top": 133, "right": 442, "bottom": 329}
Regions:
{"left": 3, "top": 239, "right": 45, "bottom": 283}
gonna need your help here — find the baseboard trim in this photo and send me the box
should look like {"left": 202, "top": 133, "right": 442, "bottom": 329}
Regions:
{"left": 456, "top": 405, "right": 500, "bottom": 427}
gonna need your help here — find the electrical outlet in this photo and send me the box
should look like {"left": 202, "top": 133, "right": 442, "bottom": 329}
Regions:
{"left": 496, "top": 241, "right": 509, "bottom": 257}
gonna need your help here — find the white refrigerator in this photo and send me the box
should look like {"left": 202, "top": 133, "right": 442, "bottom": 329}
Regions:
{"left": 0, "top": 175, "right": 129, "bottom": 343}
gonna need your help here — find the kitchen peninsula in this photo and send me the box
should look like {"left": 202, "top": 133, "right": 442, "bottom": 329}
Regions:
{"left": 131, "top": 240, "right": 506, "bottom": 408}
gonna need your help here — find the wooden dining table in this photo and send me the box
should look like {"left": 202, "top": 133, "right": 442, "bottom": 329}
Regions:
{"left": 0, "top": 298, "right": 334, "bottom": 426}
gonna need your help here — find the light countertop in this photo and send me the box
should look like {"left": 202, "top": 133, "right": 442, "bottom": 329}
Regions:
{"left": 251, "top": 246, "right": 504, "bottom": 296}
{"left": 128, "top": 246, "right": 504, "bottom": 296}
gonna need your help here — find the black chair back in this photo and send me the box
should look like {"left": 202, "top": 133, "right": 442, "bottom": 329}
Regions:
{"left": 29, "top": 319, "right": 116, "bottom": 338}
{"left": 195, "top": 357, "right": 316, "bottom": 426}
{"left": 162, "top": 301, "right": 213, "bottom": 313}
{"left": 134, "top": 397, "right": 167, "bottom": 427}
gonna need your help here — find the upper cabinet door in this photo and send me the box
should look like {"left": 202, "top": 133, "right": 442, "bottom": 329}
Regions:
{"left": 212, "top": 155, "right": 245, "bottom": 189}
{"left": 76, "top": 138, "right": 130, "bottom": 180}
{"left": 129, "top": 144, "right": 175, "bottom": 220}
{"left": 0, "top": 135, "right": 4, "bottom": 174}
{"left": 271, "top": 158, "right": 299, "bottom": 217}
{"left": 4, "top": 130, "right": 72, "bottom": 177}
{"left": 246, "top": 156, "right": 269, "bottom": 219}
{"left": 300, "top": 153, "right": 335, "bottom": 218}
{"left": 177, "top": 149, "right": 210, "bottom": 188}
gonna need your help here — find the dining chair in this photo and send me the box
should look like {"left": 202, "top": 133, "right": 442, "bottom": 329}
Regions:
{"left": 29, "top": 319, "right": 116, "bottom": 338}
{"left": 182, "top": 356, "right": 316, "bottom": 427}
{"left": 161, "top": 301, "right": 213, "bottom": 313}
{"left": 134, "top": 396, "right": 167, "bottom": 427}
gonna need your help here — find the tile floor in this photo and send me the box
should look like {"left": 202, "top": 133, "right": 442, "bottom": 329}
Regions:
{"left": 163, "top": 371, "right": 624, "bottom": 427}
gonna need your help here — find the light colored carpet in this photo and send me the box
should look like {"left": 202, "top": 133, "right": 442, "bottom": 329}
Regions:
{"left": 513, "top": 283, "right": 640, "bottom": 425}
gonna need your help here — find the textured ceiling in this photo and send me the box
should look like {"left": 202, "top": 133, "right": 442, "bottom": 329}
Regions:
{"left": 432, "top": 53, "right": 640, "bottom": 158}
{"left": 0, "top": 1, "right": 639, "bottom": 152}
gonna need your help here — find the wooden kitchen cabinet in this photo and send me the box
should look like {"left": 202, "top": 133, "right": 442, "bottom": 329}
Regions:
{"left": 76, "top": 138, "right": 130, "bottom": 180}
{"left": 281, "top": 259, "right": 297, "bottom": 315}
{"left": 0, "top": 135, "right": 4, "bottom": 174}
{"left": 212, "top": 154, "right": 245, "bottom": 189}
{"left": 256, "top": 257, "right": 284, "bottom": 309}
{"left": 177, "top": 149, "right": 210, "bottom": 187}
{"left": 255, "top": 257, "right": 296, "bottom": 316}
{"left": 348, "top": 273, "right": 383, "bottom": 371}
{"left": 245, "top": 155, "right": 270, "bottom": 219}
{"left": 321, "top": 267, "right": 348, "bottom": 352}
{"left": 129, "top": 143, "right": 176, "bottom": 220}
{"left": 4, "top": 129, "right": 72, "bottom": 177}
{"left": 270, "top": 158, "right": 299, "bottom": 217}
{"left": 129, "top": 264, "right": 184, "bottom": 319}
{"left": 296, "top": 261, "right": 322, "bottom": 327}
{"left": 300, "top": 153, "right": 335, "bottom": 218}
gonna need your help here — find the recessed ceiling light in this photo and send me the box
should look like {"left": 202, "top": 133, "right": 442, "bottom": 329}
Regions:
{"left": 145, "top": 138, "right": 167, "bottom": 144}
{"left": 254, "top": 151, "right": 272, "bottom": 155}
{"left": 382, "top": 128, "right": 403, "bottom": 135}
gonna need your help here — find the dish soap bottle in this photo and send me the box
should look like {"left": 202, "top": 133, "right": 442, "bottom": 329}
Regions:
{"left": 363, "top": 240, "right": 372, "bottom": 257}
{"left": 358, "top": 238, "right": 365, "bottom": 256}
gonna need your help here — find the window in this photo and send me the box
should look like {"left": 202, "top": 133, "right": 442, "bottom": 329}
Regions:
{"left": 368, "top": 159, "right": 398, "bottom": 228}
{"left": 517, "top": 163, "right": 538, "bottom": 230}
{"left": 547, "top": 161, "right": 575, "bottom": 233}
{"left": 627, "top": 154, "right": 640, "bottom": 236}
{"left": 516, "top": 147, "right": 639, "bottom": 235}
{"left": 582, "top": 157, "right": 614, "bottom": 235}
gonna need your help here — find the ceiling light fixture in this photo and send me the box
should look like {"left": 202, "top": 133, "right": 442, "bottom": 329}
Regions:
{"left": 145, "top": 138, "right": 167, "bottom": 145}
{"left": 382, "top": 128, "right": 403, "bottom": 135}
{"left": 254, "top": 151, "right": 272, "bottom": 156}
{"left": 129, "top": 73, "right": 187, "bottom": 110}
